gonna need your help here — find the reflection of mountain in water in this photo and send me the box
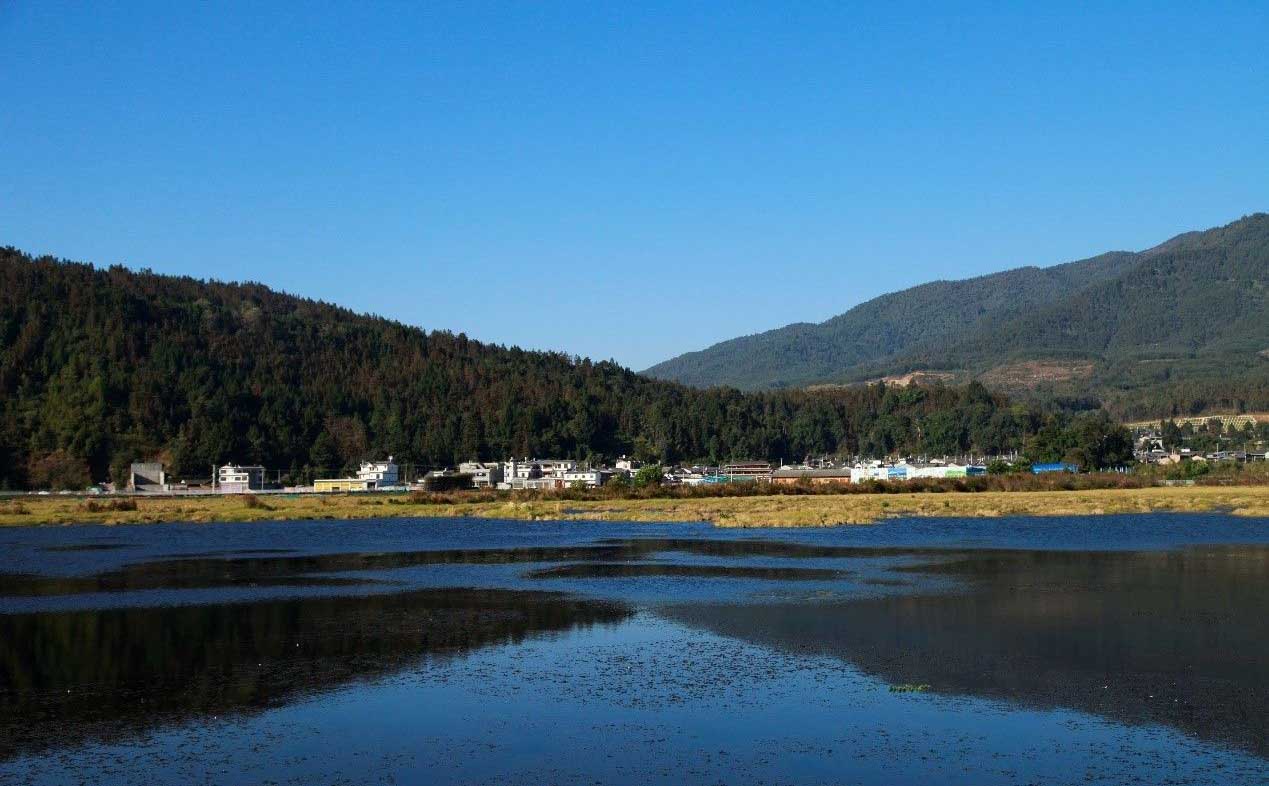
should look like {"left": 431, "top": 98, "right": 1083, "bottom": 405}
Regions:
{"left": 668, "top": 546, "right": 1269, "bottom": 757}
{"left": 0, "top": 588, "right": 630, "bottom": 760}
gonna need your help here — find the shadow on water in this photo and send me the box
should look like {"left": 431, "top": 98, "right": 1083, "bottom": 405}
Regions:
{"left": 524, "top": 562, "right": 849, "bottom": 580}
{"left": 38, "top": 543, "right": 133, "bottom": 553}
{"left": 667, "top": 544, "right": 1269, "bottom": 757}
{"left": 0, "top": 588, "right": 630, "bottom": 761}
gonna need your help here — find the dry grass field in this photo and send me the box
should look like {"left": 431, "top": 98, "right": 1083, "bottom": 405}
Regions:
{"left": 2, "top": 485, "right": 1268, "bottom": 528}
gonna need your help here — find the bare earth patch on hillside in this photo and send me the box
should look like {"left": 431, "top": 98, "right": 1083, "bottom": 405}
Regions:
{"left": 978, "top": 360, "right": 1096, "bottom": 390}
{"left": 868, "top": 370, "right": 960, "bottom": 386}
{"left": 807, "top": 371, "right": 961, "bottom": 392}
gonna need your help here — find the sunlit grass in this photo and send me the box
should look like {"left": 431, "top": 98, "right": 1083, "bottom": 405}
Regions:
{"left": 2, "top": 484, "right": 1267, "bottom": 528}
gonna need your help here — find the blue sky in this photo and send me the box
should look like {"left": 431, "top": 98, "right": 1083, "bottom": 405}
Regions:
{"left": 2, "top": 2, "right": 1266, "bottom": 369}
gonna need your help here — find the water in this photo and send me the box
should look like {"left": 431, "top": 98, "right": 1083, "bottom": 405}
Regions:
{"left": 0, "top": 514, "right": 1266, "bottom": 784}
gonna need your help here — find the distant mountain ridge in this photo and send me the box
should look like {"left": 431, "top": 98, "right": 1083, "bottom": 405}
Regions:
{"left": 643, "top": 214, "right": 1269, "bottom": 410}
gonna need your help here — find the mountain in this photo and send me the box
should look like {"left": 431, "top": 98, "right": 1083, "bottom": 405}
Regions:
{"left": 643, "top": 214, "right": 1269, "bottom": 414}
{"left": 642, "top": 251, "right": 1138, "bottom": 390}
{"left": 0, "top": 248, "right": 1084, "bottom": 490}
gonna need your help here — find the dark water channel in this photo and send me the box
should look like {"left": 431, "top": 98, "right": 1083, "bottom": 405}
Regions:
{"left": 0, "top": 514, "right": 1266, "bottom": 784}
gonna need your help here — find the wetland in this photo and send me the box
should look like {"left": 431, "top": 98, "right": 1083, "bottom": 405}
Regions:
{"left": 0, "top": 514, "right": 1266, "bottom": 784}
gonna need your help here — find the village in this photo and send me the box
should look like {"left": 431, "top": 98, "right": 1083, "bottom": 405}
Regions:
{"left": 112, "top": 455, "right": 1024, "bottom": 495}
{"left": 105, "top": 415, "right": 1267, "bottom": 497}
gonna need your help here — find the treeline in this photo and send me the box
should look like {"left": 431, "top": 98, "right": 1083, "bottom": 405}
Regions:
{"left": 1, "top": 249, "right": 1129, "bottom": 489}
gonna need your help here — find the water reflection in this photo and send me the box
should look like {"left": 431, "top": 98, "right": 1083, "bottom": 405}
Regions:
{"left": 0, "top": 588, "right": 630, "bottom": 760}
{"left": 0, "top": 538, "right": 902, "bottom": 597}
{"left": 3, "top": 521, "right": 1268, "bottom": 777}
{"left": 668, "top": 545, "right": 1269, "bottom": 756}
{"left": 0, "top": 546, "right": 632, "bottom": 596}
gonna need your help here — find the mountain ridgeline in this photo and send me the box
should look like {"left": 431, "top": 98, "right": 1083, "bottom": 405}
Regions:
{"left": 0, "top": 249, "right": 1129, "bottom": 490}
{"left": 643, "top": 214, "right": 1269, "bottom": 414}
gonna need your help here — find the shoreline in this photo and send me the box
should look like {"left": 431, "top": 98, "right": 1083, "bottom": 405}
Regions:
{"left": 2, "top": 485, "right": 1268, "bottom": 528}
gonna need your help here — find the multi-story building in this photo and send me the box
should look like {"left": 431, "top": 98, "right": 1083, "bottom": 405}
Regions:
{"left": 458, "top": 461, "right": 504, "bottom": 488}
{"left": 720, "top": 461, "right": 773, "bottom": 481}
{"left": 500, "top": 458, "right": 577, "bottom": 486}
{"left": 561, "top": 468, "right": 603, "bottom": 488}
{"left": 502, "top": 458, "right": 541, "bottom": 483}
{"left": 314, "top": 456, "right": 400, "bottom": 492}
{"left": 217, "top": 464, "right": 266, "bottom": 493}
{"left": 357, "top": 457, "right": 400, "bottom": 487}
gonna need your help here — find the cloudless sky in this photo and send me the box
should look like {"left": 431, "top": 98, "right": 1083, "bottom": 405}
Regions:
{"left": 2, "top": 2, "right": 1267, "bottom": 369}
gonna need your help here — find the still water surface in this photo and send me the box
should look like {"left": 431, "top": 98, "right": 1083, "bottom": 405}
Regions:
{"left": 0, "top": 514, "right": 1266, "bottom": 784}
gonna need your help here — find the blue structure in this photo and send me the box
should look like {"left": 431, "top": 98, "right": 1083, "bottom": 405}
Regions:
{"left": 1032, "top": 463, "right": 1078, "bottom": 474}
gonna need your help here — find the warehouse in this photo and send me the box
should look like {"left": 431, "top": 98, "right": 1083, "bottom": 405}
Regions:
{"left": 770, "top": 468, "right": 853, "bottom": 486}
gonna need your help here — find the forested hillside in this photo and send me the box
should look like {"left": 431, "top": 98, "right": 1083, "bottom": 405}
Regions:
{"left": 644, "top": 214, "right": 1269, "bottom": 417}
{"left": 643, "top": 251, "right": 1138, "bottom": 389}
{"left": 0, "top": 249, "right": 1126, "bottom": 489}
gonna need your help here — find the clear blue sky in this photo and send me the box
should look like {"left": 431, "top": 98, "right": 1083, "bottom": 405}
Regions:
{"left": 2, "top": 2, "right": 1266, "bottom": 369}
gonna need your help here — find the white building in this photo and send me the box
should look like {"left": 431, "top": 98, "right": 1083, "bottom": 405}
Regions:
{"left": 562, "top": 468, "right": 603, "bottom": 488}
{"left": 502, "top": 459, "right": 539, "bottom": 481}
{"left": 536, "top": 458, "right": 577, "bottom": 475}
{"left": 458, "top": 461, "right": 504, "bottom": 488}
{"left": 850, "top": 462, "right": 888, "bottom": 483}
{"left": 217, "top": 464, "right": 265, "bottom": 493}
{"left": 502, "top": 458, "right": 577, "bottom": 481}
{"left": 357, "top": 457, "right": 400, "bottom": 487}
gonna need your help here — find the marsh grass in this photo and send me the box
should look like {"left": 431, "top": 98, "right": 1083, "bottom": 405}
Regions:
{"left": 3, "top": 482, "right": 1268, "bottom": 527}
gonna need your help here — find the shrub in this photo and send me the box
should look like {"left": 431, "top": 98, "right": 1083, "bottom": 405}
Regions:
{"left": 80, "top": 498, "right": 137, "bottom": 513}
{"left": 243, "top": 494, "right": 271, "bottom": 510}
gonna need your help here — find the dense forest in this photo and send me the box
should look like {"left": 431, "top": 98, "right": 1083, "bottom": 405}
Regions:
{"left": 645, "top": 214, "right": 1269, "bottom": 418}
{"left": 0, "top": 249, "right": 1138, "bottom": 489}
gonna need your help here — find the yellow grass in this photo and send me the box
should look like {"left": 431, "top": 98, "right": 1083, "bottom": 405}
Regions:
{"left": 2, "top": 485, "right": 1268, "bottom": 528}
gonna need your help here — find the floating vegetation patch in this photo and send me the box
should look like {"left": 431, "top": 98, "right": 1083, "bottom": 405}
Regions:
{"left": 889, "top": 683, "right": 932, "bottom": 693}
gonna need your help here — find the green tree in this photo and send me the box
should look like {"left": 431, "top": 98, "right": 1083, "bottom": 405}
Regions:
{"left": 606, "top": 472, "right": 629, "bottom": 489}
{"left": 985, "top": 459, "right": 1012, "bottom": 475}
{"left": 633, "top": 465, "right": 664, "bottom": 487}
